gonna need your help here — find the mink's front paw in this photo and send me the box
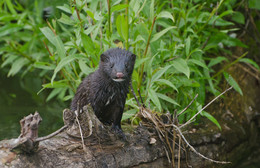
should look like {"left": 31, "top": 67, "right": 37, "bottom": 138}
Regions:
{"left": 111, "top": 124, "right": 127, "bottom": 141}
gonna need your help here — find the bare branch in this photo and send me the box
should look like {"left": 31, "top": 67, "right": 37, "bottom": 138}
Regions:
{"left": 180, "top": 87, "right": 233, "bottom": 129}
{"left": 173, "top": 124, "right": 231, "bottom": 164}
{"left": 178, "top": 94, "right": 198, "bottom": 117}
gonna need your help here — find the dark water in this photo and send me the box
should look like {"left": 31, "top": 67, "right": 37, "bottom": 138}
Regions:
{"left": 0, "top": 73, "right": 66, "bottom": 140}
{"left": 0, "top": 106, "right": 64, "bottom": 140}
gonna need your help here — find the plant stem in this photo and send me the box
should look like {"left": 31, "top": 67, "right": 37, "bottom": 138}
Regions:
{"left": 213, "top": 52, "right": 248, "bottom": 78}
{"left": 138, "top": 16, "right": 157, "bottom": 90}
{"left": 107, "top": 0, "right": 111, "bottom": 40}
{"left": 125, "top": 0, "right": 129, "bottom": 50}
{"left": 9, "top": 42, "right": 34, "bottom": 62}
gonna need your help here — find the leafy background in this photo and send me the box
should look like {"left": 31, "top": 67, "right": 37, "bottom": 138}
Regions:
{"left": 1, "top": 0, "right": 260, "bottom": 135}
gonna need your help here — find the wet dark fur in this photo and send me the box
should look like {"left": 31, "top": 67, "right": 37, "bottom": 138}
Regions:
{"left": 71, "top": 48, "right": 136, "bottom": 132}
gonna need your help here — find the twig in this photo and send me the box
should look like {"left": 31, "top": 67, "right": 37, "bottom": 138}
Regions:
{"left": 164, "top": 146, "right": 171, "bottom": 164}
{"left": 46, "top": 20, "right": 56, "bottom": 36}
{"left": 213, "top": 52, "right": 248, "bottom": 78}
{"left": 172, "top": 124, "right": 231, "bottom": 164}
{"left": 130, "top": 82, "right": 141, "bottom": 106}
{"left": 138, "top": 88, "right": 144, "bottom": 105}
{"left": 73, "top": 0, "right": 82, "bottom": 29}
{"left": 180, "top": 87, "right": 233, "bottom": 129}
{"left": 178, "top": 135, "right": 181, "bottom": 168}
{"left": 43, "top": 40, "right": 53, "bottom": 57}
{"left": 75, "top": 102, "right": 87, "bottom": 151}
{"left": 237, "top": 64, "right": 260, "bottom": 81}
{"left": 35, "top": 125, "right": 68, "bottom": 142}
{"left": 177, "top": 94, "right": 198, "bottom": 117}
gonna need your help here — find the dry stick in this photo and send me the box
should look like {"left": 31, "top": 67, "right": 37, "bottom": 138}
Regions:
{"left": 73, "top": 0, "right": 83, "bottom": 29}
{"left": 43, "top": 40, "right": 53, "bottom": 57}
{"left": 165, "top": 130, "right": 173, "bottom": 161}
{"left": 172, "top": 124, "right": 231, "bottom": 164}
{"left": 35, "top": 125, "right": 68, "bottom": 142}
{"left": 177, "top": 94, "right": 198, "bottom": 117}
{"left": 138, "top": 88, "right": 144, "bottom": 105}
{"left": 164, "top": 146, "right": 171, "bottom": 164}
{"left": 107, "top": 0, "right": 111, "bottom": 39}
{"left": 237, "top": 64, "right": 260, "bottom": 81}
{"left": 46, "top": 20, "right": 56, "bottom": 35}
{"left": 130, "top": 82, "right": 141, "bottom": 106}
{"left": 184, "top": 87, "right": 232, "bottom": 127}
{"left": 180, "top": 86, "right": 233, "bottom": 129}
{"left": 178, "top": 135, "right": 181, "bottom": 168}
{"left": 76, "top": 102, "right": 87, "bottom": 151}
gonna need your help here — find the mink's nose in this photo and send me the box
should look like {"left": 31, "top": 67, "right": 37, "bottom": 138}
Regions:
{"left": 116, "top": 72, "right": 124, "bottom": 78}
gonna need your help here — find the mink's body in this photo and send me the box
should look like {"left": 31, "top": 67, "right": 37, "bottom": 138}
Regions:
{"left": 70, "top": 48, "right": 136, "bottom": 133}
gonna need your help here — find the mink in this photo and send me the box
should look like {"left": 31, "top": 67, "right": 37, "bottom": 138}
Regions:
{"left": 70, "top": 48, "right": 136, "bottom": 136}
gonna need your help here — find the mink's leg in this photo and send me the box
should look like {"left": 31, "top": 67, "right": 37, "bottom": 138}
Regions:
{"left": 111, "top": 106, "right": 126, "bottom": 140}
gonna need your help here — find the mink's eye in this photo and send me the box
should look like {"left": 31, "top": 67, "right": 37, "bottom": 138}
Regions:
{"left": 124, "top": 62, "right": 128, "bottom": 68}
{"left": 110, "top": 63, "right": 114, "bottom": 68}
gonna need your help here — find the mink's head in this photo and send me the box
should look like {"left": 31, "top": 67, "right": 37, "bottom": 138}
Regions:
{"left": 99, "top": 48, "right": 136, "bottom": 82}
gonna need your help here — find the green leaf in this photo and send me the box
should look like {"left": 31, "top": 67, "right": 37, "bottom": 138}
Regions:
{"left": 34, "top": 62, "right": 55, "bottom": 70}
{"left": 122, "top": 109, "right": 138, "bottom": 120}
{"left": 116, "top": 14, "right": 128, "bottom": 41}
{"left": 46, "top": 88, "right": 63, "bottom": 102}
{"left": 58, "top": 13, "right": 75, "bottom": 25}
{"left": 204, "top": 68, "right": 218, "bottom": 95}
{"left": 201, "top": 111, "right": 221, "bottom": 130}
{"left": 63, "top": 95, "right": 74, "bottom": 101}
{"left": 157, "top": 11, "right": 174, "bottom": 22}
{"left": 223, "top": 72, "right": 243, "bottom": 95}
{"left": 231, "top": 12, "right": 245, "bottom": 24}
{"left": 1, "top": 55, "right": 18, "bottom": 68}
{"left": 172, "top": 58, "right": 190, "bottom": 78}
{"left": 150, "top": 26, "right": 176, "bottom": 42}
{"left": 6, "top": 0, "right": 17, "bottom": 15}
{"left": 185, "top": 36, "right": 191, "bottom": 57}
{"left": 129, "top": 0, "right": 140, "bottom": 14}
{"left": 208, "top": 57, "right": 228, "bottom": 67}
{"left": 188, "top": 59, "right": 208, "bottom": 69}
{"left": 134, "top": 57, "right": 150, "bottom": 69}
{"left": 8, "top": 58, "right": 29, "bottom": 77}
{"left": 86, "top": 10, "right": 95, "bottom": 21}
{"left": 148, "top": 89, "right": 162, "bottom": 111}
{"left": 151, "top": 65, "right": 172, "bottom": 82}
{"left": 51, "top": 54, "right": 86, "bottom": 84}
{"left": 79, "top": 60, "right": 94, "bottom": 75}
{"left": 0, "top": 24, "right": 23, "bottom": 37}
{"left": 239, "top": 58, "right": 260, "bottom": 70}
{"left": 111, "top": 4, "right": 128, "bottom": 13}
{"left": 156, "top": 93, "right": 180, "bottom": 106}
{"left": 43, "top": 80, "right": 67, "bottom": 88}
{"left": 38, "top": 80, "right": 68, "bottom": 95}
{"left": 154, "top": 79, "right": 178, "bottom": 92}
{"left": 249, "top": 0, "right": 260, "bottom": 10}
{"left": 40, "top": 27, "right": 66, "bottom": 58}
{"left": 57, "top": 5, "right": 71, "bottom": 14}
{"left": 136, "top": 23, "right": 149, "bottom": 41}
{"left": 81, "top": 32, "right": 95, "bottom": 55}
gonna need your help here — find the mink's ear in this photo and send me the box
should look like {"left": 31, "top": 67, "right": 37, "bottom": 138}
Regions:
{"left": 131, "top": 54, "right": 136, "bottom": 63}
{"left": 100, "top": 53, "right": 108, "bottom": 62}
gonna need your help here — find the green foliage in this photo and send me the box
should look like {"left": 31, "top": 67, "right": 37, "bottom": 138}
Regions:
{"left": 1, "top": 0, "right": 258, "bottom": 129}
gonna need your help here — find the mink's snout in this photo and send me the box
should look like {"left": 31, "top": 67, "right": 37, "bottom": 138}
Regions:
{"left": 116, "top": 72, "right": 124, "bottom": 78}
{"left": 113, "top": 72, "right": 125, "bottom": 82}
